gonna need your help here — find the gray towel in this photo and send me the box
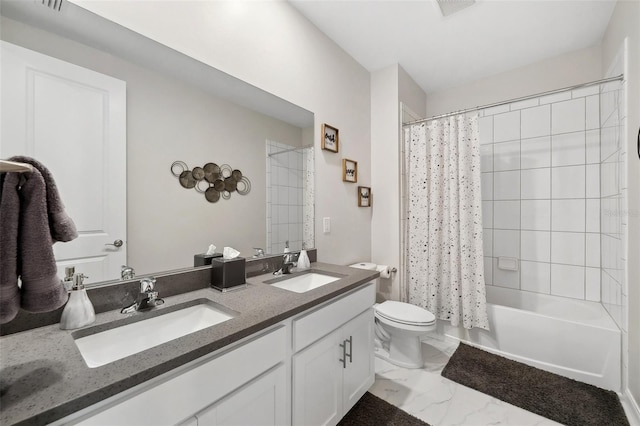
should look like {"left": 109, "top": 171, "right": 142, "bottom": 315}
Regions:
{"left": 0, "top": 158, "right": 77, "bottom": 324}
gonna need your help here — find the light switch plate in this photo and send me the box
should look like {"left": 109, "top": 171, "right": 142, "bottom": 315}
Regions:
{"left": 323, "top": 217, "right": 331, "bottom": 233}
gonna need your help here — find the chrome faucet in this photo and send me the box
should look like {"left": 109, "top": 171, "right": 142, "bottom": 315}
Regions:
{"left": 274, "top": 252, "right": 299, "bottom": 275}
{"left": 121, "top": 265, "right": 136, "bottom": 280}
{"left": 121, "top": 277, "right": 164, "bottom": 313}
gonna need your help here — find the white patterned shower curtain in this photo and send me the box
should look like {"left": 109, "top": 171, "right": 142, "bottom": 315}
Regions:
{"left": 403, "top": 114, "right": 489, "bottom": 330}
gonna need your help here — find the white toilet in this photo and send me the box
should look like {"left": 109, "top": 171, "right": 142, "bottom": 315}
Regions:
{"left": 349, "top": 263, "right": 436, "bottom": 369}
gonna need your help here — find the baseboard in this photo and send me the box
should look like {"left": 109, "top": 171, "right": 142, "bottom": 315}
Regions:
{"left": 622, "top": 389, "right": 640, "bottom": 426}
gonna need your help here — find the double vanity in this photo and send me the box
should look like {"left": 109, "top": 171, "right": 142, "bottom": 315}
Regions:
{"left": 0, "top": 262, "right": 379, "bottom": 426}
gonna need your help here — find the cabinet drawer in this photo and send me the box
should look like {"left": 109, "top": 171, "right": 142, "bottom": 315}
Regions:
{"left": 292, "top": 282, "right": 375, "bottom": 352}
{"left": 75, "top": 325, "right": 286, "bottom": 426}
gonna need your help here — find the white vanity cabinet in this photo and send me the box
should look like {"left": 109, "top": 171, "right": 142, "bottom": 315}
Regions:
{"left": 291, "top": 282, "right": 375, "bottom": 426}
{"left": 66, "top": 326, "right": 288, "bottom": 426}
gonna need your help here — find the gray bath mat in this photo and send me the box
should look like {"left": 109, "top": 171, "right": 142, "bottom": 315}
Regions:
{"left": 338, "top": 392, "right": 430, "bottom": 426}
{"left": 441, "top": 343, "right": 629, "bottom": 426}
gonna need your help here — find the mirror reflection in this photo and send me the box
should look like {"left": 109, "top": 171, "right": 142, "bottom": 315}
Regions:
{"left": 0, "top": 1, "right": 315, "bottom": 285}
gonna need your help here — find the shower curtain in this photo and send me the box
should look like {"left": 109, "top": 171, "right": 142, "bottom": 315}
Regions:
{"left": 403, "top": 114, "right": 489, "bottom": 330}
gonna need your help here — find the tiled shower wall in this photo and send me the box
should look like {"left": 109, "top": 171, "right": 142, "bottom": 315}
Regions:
{"left": 266, "top": 140, "right": 310, "bottom": 254}
{"left": 480, "top": 86, "right": 604, "bottom": 301}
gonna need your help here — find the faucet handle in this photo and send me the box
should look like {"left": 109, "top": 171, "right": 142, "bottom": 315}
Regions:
{"left": 140, "top": 277, "right": 156, "bottom": 293}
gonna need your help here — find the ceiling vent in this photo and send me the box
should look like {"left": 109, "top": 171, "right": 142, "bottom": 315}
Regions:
{"left": 40, "top": 0, "right": 64, "bottom": 12}
{"left": 435, "top": 0, "right": 475, "bottom": 17}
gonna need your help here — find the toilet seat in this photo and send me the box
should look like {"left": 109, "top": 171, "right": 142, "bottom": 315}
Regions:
{"left": 374, "top": 301, "right": 435, "bottom": 326}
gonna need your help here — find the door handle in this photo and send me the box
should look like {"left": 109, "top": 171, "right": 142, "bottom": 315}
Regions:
{"left": 345, "top": 336, "right": 353, "bottom": 363}
{"left": 339, "top": 340, "right": 347, "bottom": 368}
{"left": 105, "top": 239, "right": 124, "bottom": 248}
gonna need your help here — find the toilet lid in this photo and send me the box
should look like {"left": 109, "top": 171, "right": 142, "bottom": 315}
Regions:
{"left": 375, "top": 301, "right": 435, "bottom": 326}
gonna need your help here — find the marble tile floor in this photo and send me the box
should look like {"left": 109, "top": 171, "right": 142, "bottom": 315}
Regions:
{"left": 369, "top": 335, "right": 562, "bottom": 426}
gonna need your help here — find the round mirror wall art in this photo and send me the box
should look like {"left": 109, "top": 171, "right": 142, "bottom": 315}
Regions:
{"left": 171, "top": 161, "right": 251, "bottom": 203}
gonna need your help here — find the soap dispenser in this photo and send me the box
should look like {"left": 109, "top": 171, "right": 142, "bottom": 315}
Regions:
{"left": 297, "top": 249, "right": 311, "bottom": 270}
{"left": 60, "top": 267, "right": 96, "bottom": 330}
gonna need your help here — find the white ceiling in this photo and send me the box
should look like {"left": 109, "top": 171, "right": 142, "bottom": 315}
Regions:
{"left": 289, "top": 0, "right": 617, "bottom": 94}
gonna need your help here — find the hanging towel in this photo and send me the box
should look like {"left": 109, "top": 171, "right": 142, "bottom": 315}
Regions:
{"left": 9, "top": 156, "right": 78, "bottom": 242}
{"left": 0, "top": 157, "right": 77, "bottom": 324}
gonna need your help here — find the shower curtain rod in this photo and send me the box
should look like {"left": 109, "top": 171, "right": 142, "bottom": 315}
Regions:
{"left": 404, "top": 74, "right": 624, "bottom": 126}
{"left": 268, "top": 144, "right": 314, "bottom": 157}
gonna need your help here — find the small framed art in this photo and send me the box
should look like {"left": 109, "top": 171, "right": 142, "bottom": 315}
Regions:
{"left": 321, "top": 123, "right": 339, "bottom": 153}
{"left": 342, "top": 158, "right": 358, "bottom": 183}
{"left": 358, "top": 186, "right": 371, "bottom": 207}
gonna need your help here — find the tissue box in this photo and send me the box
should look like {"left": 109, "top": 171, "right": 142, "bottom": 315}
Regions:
{"left": 194, "top": 252, "right": 223, "bottom": 267}
{"left": 211, "top": 257, "right": 246, "bottom": 291}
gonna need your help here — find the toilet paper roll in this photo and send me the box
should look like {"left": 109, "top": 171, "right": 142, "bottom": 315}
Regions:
{"left": 376, "top": 265, "right": 391, "bottom": 279}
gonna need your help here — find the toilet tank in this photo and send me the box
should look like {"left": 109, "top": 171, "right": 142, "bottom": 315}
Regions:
{"left": 349, "top": 262, "right": 377, "bottom": 271}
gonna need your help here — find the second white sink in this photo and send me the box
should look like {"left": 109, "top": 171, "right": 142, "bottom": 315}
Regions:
{"left": 74, "top": 300, "right": 235, "bottom": 368}
{"left": 269, "top": 272, "right": 342, "bottom": 293}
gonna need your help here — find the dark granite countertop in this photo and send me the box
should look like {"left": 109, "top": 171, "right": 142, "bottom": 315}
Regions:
{"left": 0, "top": 262, "right": 378, "bottom": 426}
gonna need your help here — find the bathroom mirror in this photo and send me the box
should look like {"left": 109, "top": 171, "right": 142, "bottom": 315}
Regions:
{"left": 0, "top": 1, "right": 315, "bottom": 285}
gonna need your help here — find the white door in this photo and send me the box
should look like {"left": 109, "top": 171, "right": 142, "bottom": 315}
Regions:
{"left": 342, "top": 309, "right": 375, "bottom": 413}
{"left": 1, "top": 41, "right": 126, "bottom": 283}
{"left": 293, "top": 328, "right": 343, "bottom": 426}
{"left": 196, "top": 365, "right": 287, "bottom": 426}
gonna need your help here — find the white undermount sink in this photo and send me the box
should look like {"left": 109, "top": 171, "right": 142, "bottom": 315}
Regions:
{"left": 73, "top": 301, "right": 235, "bottom": 368}
{"left": 268, "top": 271, "right": 343, "bottom": 293}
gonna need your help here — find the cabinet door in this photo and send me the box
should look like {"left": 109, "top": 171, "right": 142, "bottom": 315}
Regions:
{"left": 196, "top": 364, "right": 287, "bottom": 426}
{"left": 292, "top": 329, "right": 343, "bottom": 426}
{"left": 342, "top": 309, "right": 375, "bottom": 413}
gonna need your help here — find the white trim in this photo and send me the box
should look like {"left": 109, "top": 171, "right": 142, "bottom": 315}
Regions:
{"left": 622, "top": 388, "right": 640, "bottom": 426}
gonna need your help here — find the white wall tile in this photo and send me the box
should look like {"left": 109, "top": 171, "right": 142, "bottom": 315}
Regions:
{"left": 521, "top": 168, "right": 550, "bottom": 199}
{"left": 521, "top": 230, "right": 551, "bottom": 262}
{"left": 521, "top": 200, "right": 551, "bottom": 230}
{"left": 521, "top": 136, "right": 551, "bottom": 169}
{"left": 586, "top": 164, "right": 600, "bottom": 198}
{"left": 478, "top": 116, "right": 494, "bottom": 145}
{"left": 586, "top": 233, "right": 600, "bottom": 267}
{"left": 552, "top": 199, "right": 585, "bottom": 232}
{"left": 551, "top": 232, "right": 585, "bottom": 266}
{"left": 552, "top": 165, "right": 585, "bottom": 199}
{"left": 521, "top": 104, "right": 550, "bottom": 139}
{"left": 572, "top": 85, "right": 600, "bottom": 98}
{"left": 521, "top": 261, "right": 551, "bottom": 294}
{"left": 494, "top": 111, "right": 520, "bottom": 142}
{"left": 482, "top": 201, "right": 493, "bottom": 228}
{"left": 483, "top": 104, "right": 510, "bottom": 116}
{"left": 481, "top": 173, "right": 493, "bottom": 200}
{"left": 552, "top": 98, "right": 585, "bottom": 134}
{"left": 600, "top": 125, "right": 618, "bottom": 161}
{"left": 494, "top": 170, "right": 520, "bottom": 200}
{"left": 586, "top": 199, "right": 600, "bottom": 233}
{"left": 539, "top": 91, "right": 572, "bottom": 105}
{"left": 585, "top": 267, "right": 601, "bottom": 301}
{"left": 586, "top": 95, "right": 600, "bottom": 130}
{"left": 480, "top": 144, "right": 494, "bottom": 172}
{"left": 551, "top": 264, "right": 585, "bottom": 299}
{"left": 494, "top": 200, "right": 520, "bottom": 229}
{"left": 493, "top": 258, "right": 520, "bottom": 289}
{"left": 493, "top": 229, "right": 520, "bottom": 258}
{"left": 483, "top": 229, "right": 493, "bottom": 257}
{"left": 493, "top": 141, "right": 520, "bottom": 171}
{"left": 585, "top": 130, "right": 600, "bottom": 164}
{"left": 510, "top": 98, "right": 539, "bottom": 110}
{"left": 552, "top": 132, "right": 586, "bottom": 167}
{"left": 601, "top": 158, "right": 618, "bottom": 197}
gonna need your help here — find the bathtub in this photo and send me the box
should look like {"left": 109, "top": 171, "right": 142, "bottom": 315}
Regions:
{"left": 440, "top": 286, "right": 621, "bottom": 392}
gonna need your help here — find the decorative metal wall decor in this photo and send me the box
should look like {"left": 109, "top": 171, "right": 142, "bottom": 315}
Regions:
{"left": 171, "top": 161, "right": 251, "bottom": 203}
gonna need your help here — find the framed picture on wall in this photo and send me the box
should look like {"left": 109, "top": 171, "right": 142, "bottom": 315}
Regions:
{"left": 321, "top": 123, "right": 339, "bottom": 152}
{"left": 342, "top": 158, "right": 358, "bottom": 183}
{"left": 358, "top": 186, "right": 371, "bottom": 207}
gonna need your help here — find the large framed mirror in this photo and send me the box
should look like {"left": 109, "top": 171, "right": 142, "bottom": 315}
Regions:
{"left": 0, "top": 0, "right": 315, "bottom": 286}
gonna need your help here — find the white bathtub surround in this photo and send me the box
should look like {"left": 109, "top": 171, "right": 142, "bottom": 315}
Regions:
{"left": 370, "top": 336, "right": 562, "bottom": 426}
{"left": 443, "top": 285, "right": 621, "bottom": 392}
{"left": 403, "top": 115, "right": 489, "bottom": 330}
